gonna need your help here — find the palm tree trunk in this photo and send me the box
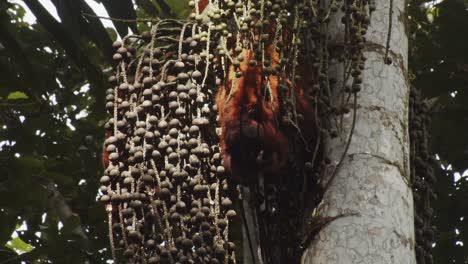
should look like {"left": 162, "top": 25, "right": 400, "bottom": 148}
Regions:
{"left": 303, "top": 0, "right": 416, "bottom": 263}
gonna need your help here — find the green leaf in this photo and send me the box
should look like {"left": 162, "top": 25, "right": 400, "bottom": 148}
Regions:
{"left": 426, "top": 7, "right": 440, "bottom": 23}
{"left": 5, "top": 237, "right": 34, "bottom": 254}
{"left": 7, "top": 91, "right": 29, "bottom": 100}
{"left": 165, "top": 0, "right": 190, "bottom": 19}
{"left": 0, "top": 210, "right": 19, "bottom": 245}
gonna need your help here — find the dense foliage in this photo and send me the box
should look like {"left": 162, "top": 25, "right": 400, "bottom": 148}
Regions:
{"left": 0, "top": 0, "right": 467, "bottom": 263}
{"left": 409, "top": 0, "right": 468, "bottom": 262}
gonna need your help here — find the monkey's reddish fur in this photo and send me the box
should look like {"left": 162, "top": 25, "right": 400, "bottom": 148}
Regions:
{"left": 197, "top": 0, "right": 209, "bottom": 13}
{"left": 102, "top": 130, "right": 112, "bottom": 168}
{"left": 216, "top": 46, "right": 315, "bottom": 183}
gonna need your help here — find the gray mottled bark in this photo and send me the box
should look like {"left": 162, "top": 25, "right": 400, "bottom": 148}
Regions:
{"left": 303, "top": 0, "right": 415, "bottom": 263}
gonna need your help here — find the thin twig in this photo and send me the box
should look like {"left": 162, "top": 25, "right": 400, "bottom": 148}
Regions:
{"left": 81, "top": 12, "right": 185, "bottom": 25}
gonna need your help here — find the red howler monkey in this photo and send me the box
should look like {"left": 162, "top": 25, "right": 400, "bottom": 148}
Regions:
{"left": 216, "top": 43, "right": 317, "bottom": 184}
{"left": 216, "top": 48, "right": 289, "bottom": 183}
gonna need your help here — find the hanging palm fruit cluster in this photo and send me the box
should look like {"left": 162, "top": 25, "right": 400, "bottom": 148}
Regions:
{"left": 410, "top": 88, "right": 437, "bottom": 264}
{"left": 99, "top": 0, "right": 377, "bottom": 262}
{"left": 100, "top": 18, "right": 237, "bottom": 263}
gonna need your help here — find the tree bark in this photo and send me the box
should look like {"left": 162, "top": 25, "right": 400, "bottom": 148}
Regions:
{"left": 303, "top": 0, "right": 415, "bottom": 263}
